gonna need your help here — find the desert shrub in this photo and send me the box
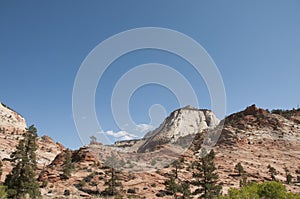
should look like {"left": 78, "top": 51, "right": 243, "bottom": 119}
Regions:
{"left": 219, "top": 181, "right": 300, "bottom": 199}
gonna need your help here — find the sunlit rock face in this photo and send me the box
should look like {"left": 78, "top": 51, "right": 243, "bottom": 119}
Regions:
{"left": 0, "top": 102, "right": 27, "bottom": 131}
{"left": 138, "top": 105, "right": 220, "bottom": 152}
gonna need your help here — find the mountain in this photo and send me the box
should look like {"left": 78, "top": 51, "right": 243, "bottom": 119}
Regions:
{"left": 0, "top": 102, "right": 64, "bottom": 182}
{"left": 138, "top": 105, "right": 220, "bottom": 153}
{"left": 0, "top": 103, "right": 300, "bottom": 198}
{"left": 212, "top": 104, "right": 300, "bottom": 193}
{"left": 0, "top": 102, "right": 26, "bottom": 133}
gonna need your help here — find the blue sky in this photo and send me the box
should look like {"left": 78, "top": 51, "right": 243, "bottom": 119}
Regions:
{"left": 0, "top": 1, "right": 300, "bottom": 148}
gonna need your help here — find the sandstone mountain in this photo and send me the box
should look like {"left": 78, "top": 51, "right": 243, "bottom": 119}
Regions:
{"left": 0, "top": 103, "right": 300, "bottom": 198}
{"left": 0, "top": 102, "right": 26, "bottom": 133}
{"left": 0, "top": 102, "right": 64, "bottom": 182}
{"left": 138, "top": 105, "right": 220, "bottom": 153}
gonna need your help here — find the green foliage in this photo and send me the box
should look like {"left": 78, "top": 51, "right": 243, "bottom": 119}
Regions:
{"left": 219, "top": 181, "right": 300, "bottom": 199}
{"left": 296, "top": 167, "right": 300, "bottom": 183}
{"left": 0, "top": 185, "right": 7, "bottom": 199}
{"left": 284, "top": 166, "right": 293, "bottom": 184}
{"left": 102, "top": 168, "right": 122, "bottom": 196}
{"left": 171, "top": 158, "right": 184, "bottom": 179}
{"left": 192, "top": 149, "right": 222, "bottom": 199}
{"left": 239, "top": 174, "right": 248, "bottom": 188}
{"left": 234, "top": 162, "right": 244, "bottom": 176}
{"left": 180, "top": 181, "right": 191, "bottom": 199}
{"left": 62, "top": 149, "right": 74, "bottom": 178}
{"left": 4, "top": 125, "right": 41, "bottom": 198}
{"left": 0, "top": 160, "right": 3, "bottom": 178}
{"left": 164, "top": 157, "right": 190, "bottom": 199}
{"left": 151, "top": 159, "right": 157, "bottom": 166}
{"left": 267, "top": 165, "right": 278, "bottom": 181}
{"left": 41, "top": 181, "right": 48, "bottom": 188}
{"left": 165, "top": 176, "right": 180, "bottom": 197}
{"left": 164, "top": 177, "right": 191, "bottom": 199}
{"left": 271, "top": 108, "right": 299, "bottom": 119}
{"left": 89, "top": 135, "right": 97, "bottom": 144}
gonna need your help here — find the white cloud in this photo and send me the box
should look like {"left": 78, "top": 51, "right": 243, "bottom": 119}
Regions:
{"left": 135, "top": 123, "right": 154, "bottom": 132}
{"left": 96, "top": 123, "right": 154, "bottom": 142}
{"left": 98, "top": 130, "right": 138, "bottom": 141}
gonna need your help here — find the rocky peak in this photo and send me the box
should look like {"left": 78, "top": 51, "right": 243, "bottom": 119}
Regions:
{"left": 138, "top": 106, "right": 220, "bottom": 152}
{"left": 244, "top": 104, "right": 268, "bottom": 116}
{"left": 0, "top": 103, "right": 64, "bottom": 183}
{"left": 0, "top": 102, "right": 26, "bottom": 132}
{"left": 219, "top": 105, "right": 300, "bottom": 146}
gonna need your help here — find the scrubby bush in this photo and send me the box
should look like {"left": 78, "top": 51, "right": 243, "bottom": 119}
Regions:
{"left": 219, "top": 181, "right": 300, "bottom": 199}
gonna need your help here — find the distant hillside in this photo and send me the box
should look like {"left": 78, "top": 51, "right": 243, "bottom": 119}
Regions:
{"left": 0, "top": 103, "right": 300, "bottom": 198}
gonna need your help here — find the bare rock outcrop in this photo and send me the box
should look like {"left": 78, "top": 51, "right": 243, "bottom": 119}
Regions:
{"left": 0, "top": 102, "right": 26, "bottom": 133}
{"left": 0, "top": 103, "right": 64, "bottom": 181}
{"left": 138, "top": 105, "right": 219, "bottom": 153}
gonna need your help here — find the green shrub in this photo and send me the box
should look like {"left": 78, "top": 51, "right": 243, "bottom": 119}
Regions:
{"left": 219, "top": 181, "right": 300, "bottom": 199}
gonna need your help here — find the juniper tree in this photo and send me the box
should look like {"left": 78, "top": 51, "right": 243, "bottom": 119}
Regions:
{"left": 0, "top": 160, "right": 6, "bottom": 199}
{"left": 103, "top": 167, "right": 122, "bottom": 196}
{"left": 171, "top": 157, "right": 184, "bottom": 179}
{"left": 89, "top": 136, "right": 97, "bottom": 144}
{"left": 165, "top": 176, "right": 180, "bottom": 198}
{"left": 4, "top": 125, "right": 41, "bottom": 198}
{"left": 62, "top": 149, "right": 74, "bottom": 178}
{"left": 284, "top": 166, "right": 293, "bottom": 184}
{"left": 235, "top": 162, "right": 244, "bottom": 176}
{"left": 296, "top": 166, "right": 300, "bottom": 183}
{"left": 268, "top": 165, "right": 278, "bottom": 181}
{"left": 0, "top": 160, "right": 3, "bottom": 178}
{"left": 234, "top": 162, "right": 248, "bottom": 187}
{"left": 180, "top": 181, "right": 191, "bottom": 199}
{"left": 165, "top": 157, "right": 190, "bottom": 199}
{"left": 192, "top": 149, "right": 221, "bottom": 199}
{"left": 102, "top": 153, "right": 123, "bottom": 196}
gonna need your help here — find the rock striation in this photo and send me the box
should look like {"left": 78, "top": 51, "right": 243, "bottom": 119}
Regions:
{"left": 0, "top": 102, "right": 26, "bottom": 132}
{"left": 138, "top": 105, "right": 220, "bottom": 152}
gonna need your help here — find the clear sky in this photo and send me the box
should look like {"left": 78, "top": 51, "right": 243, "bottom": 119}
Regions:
{"left": 0, "top": 1, "right": 300, "bottom": 149}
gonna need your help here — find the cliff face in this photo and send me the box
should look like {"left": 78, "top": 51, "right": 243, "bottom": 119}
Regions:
{"left": 138, "top": 105, "right": 220, "bottom": 152}
{"left": 0, "top": 102, "right": 26, "bottom": 132}
{"left": 0, "top": 103, "right": 64, "bottom": 182}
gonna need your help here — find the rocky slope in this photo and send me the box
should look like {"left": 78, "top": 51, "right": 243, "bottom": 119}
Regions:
{"left": 1, "top": 103, "right": 300, "bottom": 198}
{"left": 210, "top": 104, "right": 300, "bottom": 193}
{"left": 0, "top": 102, "right": 64, "bottom": 182}
{"left": 0, "top": 102, "right": 26, "bottom": 132}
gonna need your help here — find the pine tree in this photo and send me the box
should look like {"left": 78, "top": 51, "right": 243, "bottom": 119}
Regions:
{"left": 4, "top": 125, "right": 41, "bottom": 198}
{"left": 239, "top": 174, "right": 248, "bottom": 187}
{"left": 235, "top": 162, "right": 244, "bottom": 176}
{"left": 171, "top": 157, "right": 184, "bottom": 179}
{"left": 165, "top": 176, "right": 180, "bottom": 198}
{"left": 62, "top": 149, "right": 73, "bottom": 178}
{"left": 0, "top": 160, "right": 3, "bottom": 178}
{"left": 89, "top": 136, "right": 97, "bottom": 144}
{"left": 165, "top": 157, "right": 190, "bottom": 199}
{"left": 268, "top": 165, "right": 278, "bottom": 181}
{"left": 179, "top": 181, "right": 191, "bottom": 199}
{"left": 284, "top": 166, "right": 293, "bottom": 184}
{"left": 102, "top": 167, "right": 122, "bottom": 196}
{"left": 296, "top": 166, "right": 300, "bottom": 183}
{"left": 192, "top": 149, "right": 221, "bottom": 199}
{"left": 234, "top": 162, "right": 248, "bottom": 187}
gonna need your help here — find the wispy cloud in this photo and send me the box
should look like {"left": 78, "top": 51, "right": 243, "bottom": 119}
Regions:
{"left": 96, "top": 123, "right": 153, "bottom": 142}
{"left": 135, "top": 123, "right": 154, "bottom": 132}
{"left": 98, "top": 130, "right": 138, "bottom": 141}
